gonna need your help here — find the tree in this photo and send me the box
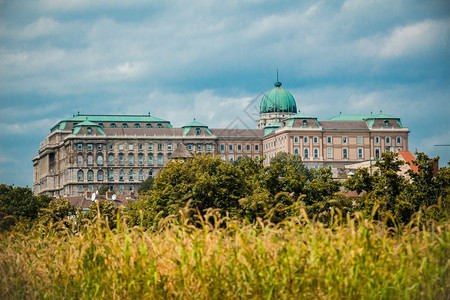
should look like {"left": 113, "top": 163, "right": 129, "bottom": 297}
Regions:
{"left": 40, "top": 198, "right": 77, "bottom": 227}
{"left": 138, "top": 176, "right": 154, "bottom": 194}
{"left": 149, "top": 155, "right": 251, "bottom": 219}
{"left": 83, "top": 200, "right": 117, "bottom": 228}
{"left": 98, "top": 185, "right": 110, "bottom": 195}
{"left": 0, "top": 184, "right": 52, "bottom": 231}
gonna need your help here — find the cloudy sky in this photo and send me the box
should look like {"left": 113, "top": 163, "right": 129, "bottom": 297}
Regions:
{"left": 1, "top": 0, "right": 449, "bottom": 187}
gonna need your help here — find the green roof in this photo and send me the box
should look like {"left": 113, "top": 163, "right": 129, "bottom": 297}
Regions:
{"left": 68, "top": 114, "right": 171, "bottom": 124}
{"left": 182, "top": 119, "right": 212, "bottom": 135}
{"left": 263, "top": 122, "right": 282, "bottom": 136}
{"left": 285, "top": 112, "right": 317, "bottom": 119}
{"left": 328, "top": 114, "right": 371, "bottom": 121}
{"left": 72, "top": 120, "right": 105, "bottom": 135}
{"left": 260, "top": 81, "right": 297, "bottom": 114}
{"left": 366, "top": 112, "right": 400, "bottom": 120}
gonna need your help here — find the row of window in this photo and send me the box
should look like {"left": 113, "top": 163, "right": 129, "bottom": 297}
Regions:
{"left": 292, "top": 136, "right": 402, "bottom": 145}
{"left": 77, "top": 143, "right": 213, "bottom": 152}
{"left": 219, "top": 144, "right": 260, "bottom": 152}
{"left": 77, "top": 153, "right": 168, "bottom": 166}
{"left": 77, "top": 169, "right": 153, "bottom": 182}
{"left": 220, "top": 154, "right": 259, "bottom": 162}
{"left": 75, "top": 123, "right": 164, "bottom": 129}
{"left": 78, "top": 184, "right": 136, "bottom": 193}
{"left": 293, "top": 148, "right": 365, "bottom": 159}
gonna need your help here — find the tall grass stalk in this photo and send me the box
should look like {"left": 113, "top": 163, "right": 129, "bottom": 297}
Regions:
{"left": 0, "top": 210, "right": 449, "bottom": 299}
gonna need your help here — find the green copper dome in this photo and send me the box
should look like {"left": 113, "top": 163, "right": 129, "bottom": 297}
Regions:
{"left": 260, "top": 81, "right": 297, "bottom": 114}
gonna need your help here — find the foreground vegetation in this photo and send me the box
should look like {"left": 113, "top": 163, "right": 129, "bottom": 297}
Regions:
{"left": 1, "top": 210, "right": 449, "bottom": 299}
{"left": 0, "top": 151, "right": 449, "bottom": 298}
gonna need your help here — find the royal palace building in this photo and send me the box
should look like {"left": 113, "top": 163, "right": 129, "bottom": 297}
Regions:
{"left": 33, "top": 80, "right": 409, "bottom": 196}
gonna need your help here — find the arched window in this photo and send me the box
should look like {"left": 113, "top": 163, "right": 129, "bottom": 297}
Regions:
{"left": 304, "top": 137, "right": 308, "bottom": 143}
{"left": 375, "top": 148, "right": 380, "bottom": 159}
{"left": 97, "top": 155, "right": 103, "bottom": 165}
{"left": 108, "top": 154, "right": 114, "bottom": 165}
{"left": 77, "top": 155, "right": 83, "bottom": 165}
{"left": 118, "top": 154, "right": 124, "bottom": 165}
{"left": 156, "top": 124, "right": 163, "bottom": 128}
{"left": 313, "top": 136, "right": 318, "bottom": 143}
{"left": 129, "top": 170, "right": 134, "bottom": 181}
{"left": 97, "top": 170, "right": 103, "bottom": 181}
{"left": 138, "top": 153, "right": 143, "bottom": 165}
{"left": 77, "top": 170, "right": 84, "bottom": 181}
{"left": 119, "top": 170, "right": 124, "bottom": 181}
{"left": 139, "top": 170, "right": 143, "bottom": 181}
{"left": 87, "top": 127, "right": 92, "bottom": 134}
{"left": 148, "top": 169, "right": 153, "bottom": 177}
{"left": 122, "top": 123, "right": 128, "bottom": 128}
{"left": 384, "top": 120, "right": 389, "bottom": 127}
{"left": 396, "top": 137, "right": 402, "bottom": 144}
{"left": 386, "top": 137, "right": 391, "bottom": 144}
{"left": 128, "top": 154, "right": 134, "bottom": 165}
{"left": 111, "top": 123, "right": 116, "bottom": 128}
{"left": 294, "top": 137, "right": 299, "bottom": 143}
{"left": 195, "top": 128, "right": 201, "bottom": 135}
{"left": 108, "top": 170, "right": 114, "bottom": 181}
{"left": 304, "top": 149, "right": 309, "bottom": 158}
{"left": 313, "top": 148, "right": 319, "bottom": 158}
{"left": 302, "top": 120, "right": 307, "bottom": 127}
{"left": 98, "top": 123, "right": 104, "bottom": 127}
{"left": 87, "top": 154, "right": 93, "bottom": 165}
{"left": 87, "top": 170, "right": 94, "bottom": 181}
{"left": 134, "top": 123, "right": 140, "bottom": 128}
{"left": 148, "top": 154, "right": 154, "bottom": 165}
{"left": 157, "top": 154, "right": 163, "bottom": 165}
{"left": 294, "top": 148, "right": 299, "bottom": 155}
{"left": 146, "top": 123, "right": 152, "bottom": 128}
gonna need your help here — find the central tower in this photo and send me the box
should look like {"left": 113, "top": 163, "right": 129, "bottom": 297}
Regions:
{"left": 257, "top": 79, "right": 297, "bottom": 128}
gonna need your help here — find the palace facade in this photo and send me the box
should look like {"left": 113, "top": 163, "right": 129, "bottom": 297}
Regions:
{"left": 33, "top": 80, "right": 409, "bottom": 196}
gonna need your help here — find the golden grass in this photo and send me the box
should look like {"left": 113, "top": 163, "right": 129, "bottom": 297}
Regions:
{"left": 0, "top": 210, "right": 449, "bottom": 299}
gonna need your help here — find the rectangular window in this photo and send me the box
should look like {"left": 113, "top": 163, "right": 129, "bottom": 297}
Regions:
{"left": 87, "top": 144, "right": 93, "bottom": 150}
{"left": 327, "top": 148, "right": 333, "bottom": 159}
{"left": 138, "top": 155, "right": 143, "bottom": 165}
{"left": 229, "top": 144, "right": 233, "bottom": 151}
{"left": 108, "top": 143, "right": 113, "bottom": 150}
{"left": 357, "top": 136, "right": 363, "bottom": 144}
{"left": 343, "top": 148, "right": 348, "bottom": 159}
{"left": 220, "top": 155, "right": 226, "bottom": 161}
{"left": 255, "top": 145, "right": 259, "bottom": 151}
{"left": 148, "top": 143, "right": 153, "bottom": 151}
{"left": 119, "top": 185, "right": 124, "bottom": 192}
{"left": 188, "top": 144, "right": 192, "bottom": 150}
{"left": 358, "top": 148, "right": 363, "bottom": 158}
{"left": 207, "top": 144, "right": 212, "bottom": 151}
{"left": 157, "top": 144, "right": 163, "bottom": 151}
{"left": 167, "top": 144, "right": 172, "bottom": 151}
{"left": 88, "top": 185, "right": 93, "bottom": 192}
{"left": 148, "top": 155, "right": 153, "bottom": 165}
{"left": 108, "top": 170, "right": 114, "bottom": 181}
{"left": 78, "top": 185, "right": 83, "bottom": 192}
{"left": 128, "top": 144, "right": 133, "bottom": 150}
{"left": 327, "top": 137, "right": 332, "bottom": 144}
{"left": 118, "top": 144, "right": 124, "bottom": 150}
{"left": 228, "top": 155, "right": 234, "bottom": 162}
{"left": 237, "top": 144, "right": 242, "bottom": 151}
{"left": 198, "top": 144, "right": 202, "bottom": 150}
{"left": 246, "top": 144, "right": 250, "bottom": 151}
{"left": 158, "top": 155, "right": 163, "bottom": 165}
{"left": 375, "top": 137, "right": 380, "bottom": 144}
{"left": 220, "top": 144, "right": 225, "bottom": 151}
{"left": 342, "top": 137, "right": 347, "bottom": 144}
{"left": 386, "top": 137, "right": 391, "bottom": 144}
{"left": 138, "top": 144, "right": 143, "bottom": 150}
{"left": 304, "top": 137, "right": 308, "bottom": 144}
{"left": 97, "top": 144, "right": 102, "bottom": 150}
